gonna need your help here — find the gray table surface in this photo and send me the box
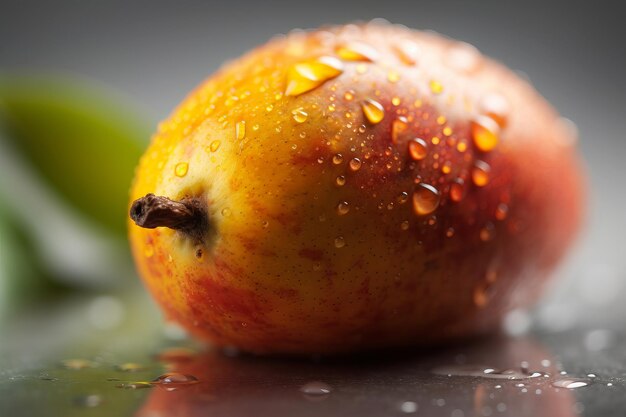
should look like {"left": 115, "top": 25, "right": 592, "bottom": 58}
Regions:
{"left": 1, "top": 292, "right": 624, "bottom": 417}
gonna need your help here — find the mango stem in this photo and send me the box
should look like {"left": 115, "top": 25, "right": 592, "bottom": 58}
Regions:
{"left": 130, "top": 194, "right": 208, "bottom": 243}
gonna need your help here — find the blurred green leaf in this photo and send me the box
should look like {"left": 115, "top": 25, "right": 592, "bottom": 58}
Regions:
{"left": 0, "top": 74, "right": 150, "bottom": 236}
{"left": 0, "top": 204, "right": 52, "bottom": 319}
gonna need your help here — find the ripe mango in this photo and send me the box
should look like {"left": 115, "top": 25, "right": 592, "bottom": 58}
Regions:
{"left": 129, "top": 23, "right": 584, "bottom": 354}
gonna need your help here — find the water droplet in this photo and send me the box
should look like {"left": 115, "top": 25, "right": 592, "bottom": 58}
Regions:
{"left": 473, "top": 279, "right": 495, "bottom": 307}
{"left": 408, "top": 138, "right": 428, "bottom": 160}
{"left": 431, "top": 136, "right": 441, "bottom": 145}
{"left": 175, "top": 162, "right": 189, "bottom": 177}
{"left": 552, "top": 379, "right": 590, "bottom": 389}
{"left": 334, "top": 237, "right": 346, "bottom": 248}
{"left": 362, "top": 98, "right": 385, "bottom": 124}
{"left": 74, "top": 394, "right": 102, "bottom": 408}
{"left": 336, "top": 175, "right": 346, "bottom": 186}
{"left": 397, "top": 191, "right": 409, "bottom": 204}
{"left": 209, "top": 140, "right": 221, "bottom": 152}
{"left": 457, "top": 141, "right": 468, "bottom": 152}
{"left": 446, "top": 227, "right": 455, "bottom": 237}
{"left": 495, "top": 203, "right": 509, "bottom": 220}
{"left": 429, "top": 80, "right": 444, "bottom": 94}
{"left": 391, "top": 96, "right": 401, "bottom": 106}
{"left": 441, "top": 160, "right": 452, "bottom": 174}
{"left": 332, "top": 153, "right": 344, "bottom": 164}
{"left": 356, "top": 63, "right": 368, "bottom": 74}
{"left": 471, "top": 116, "right": 500, "bottom": 152}
{"left": 480, "top": 222, "right": 496, "bottom": 242}
{"left": 153, "top": 373, "right": 199, "bottom": 387}
{"left": 336, "top": 42, "right": 378, "bottom": 61}
{"left": 400, "top": 401, "right": 418, "bottom": 413}
{"left": 236, "top": 120, "right": 246, "bottom": 140}
{"left": 412, "top": 184, "right": 441, "bottom": 216}
{"left": 344, "top": 90, "right": 355, "bottom": 101}
{"left": 117, "top": 382, "right": 153, "bottom": 390}
{"left": 394, "top": 39, "right": 421, "bottom": 65}
{"left": 285, "top": 56, "right": 344, "bottom": 96}
{"left": 449, "top": 179, "right": 465, "bottom": 202}
{"left": 300, "top": 381, "right": 332, "bottom": 395}
{"left": 472, "top": 161, "right": 491, "bottom": 187}
{"left": 349, "top": 158, "right": 362, "bottom": 171}
{"left": 445, "top": 42, "right": 481, "bottom": 73}
{"left": 432, "top": 365, "right": 537, "bottom": 380}
{"left": 292, "top": 108, "right": 308, "bottom": 123}
{"left": 387, "top": 70, "right": 400, "bottom": 83}
{"left": 480, "top": 94, "right": 510, "bottom": 127}
{"left": 62, "top": 359, "right": 95, "bottom": 370}
{"left": 392, "top": 116, "right": 408, "bottom": 143}
{"left": 266, "top": 104, "right": 274, "bottom": 112}
{"left": 117, "top": 363, "right": 144, "bottom": 372}
{"left": 221, "top": 208, "right": 232, "bottom": 217}
{"left": 336, "top": 202, "right": 350, "bottom": 215}
{"left": 400, "top": 220, "right": 410, "bottom": 230}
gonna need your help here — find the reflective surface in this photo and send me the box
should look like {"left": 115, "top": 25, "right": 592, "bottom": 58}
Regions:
{"left": 1, "top": 293, "right": 625, "bottom": 417}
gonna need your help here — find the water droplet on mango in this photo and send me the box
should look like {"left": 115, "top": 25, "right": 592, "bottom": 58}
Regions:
{"left": 412, "top": 183, "right": 441, "bottom": 216}
{"left": 336, "top": 42, "right": 379, "bottom": 62}
{"left": 480, "top": 93, "right": 510, "bottom": 128}
{"left": 471, "top": 116, "right": 500, "bottom": 152}
{"left": 236, "top": 120, "right": 246, "bottom": 140}
{"left": 175, "top": 162, "right": 189, "bottom": 177}
{"left": 449, "top": 179, "right": 465, "bottom": 202}
{"left": 285, "top": 56, "right": 344, "bottom": 96}
{"left": 349, "top": 158, "right": 362, "bottom": 171}
{"left": 336, "top": 202, "right": 350, "bottom": 215}
{"left": 495, "top": 203, "right": 509, "bottom": 220}
{"left": 394, "top": 39, "right": 421, "bottom": 65}
{"left": 292, "top": 108, "right": 308, "bottom": 123}
{"left": 334, "top": 237, "right": 346, "bottom": 248}
{"left": 472, "top": 161, "right": 491, "bottom": 187}
{"left": 408, "top": 138, "right": 428, "bottom": 160}
{"left": 392, "top": 117, "right": 408, "bottom": 143}
{"left": 429, "top": 80, "right": 444, "bottom": 94}
{"left": 362, "top": 98, "right": 385, "bottom": 124}
{"left": 209, "top": 140, "right": 221, "bottom": 152}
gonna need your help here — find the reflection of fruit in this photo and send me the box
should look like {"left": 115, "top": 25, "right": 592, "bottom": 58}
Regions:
{"left": 129, "top": 23, "right": 584, "bottom": 354}
{"left": 136, "top": 337, "right": 576, "bottom": 417}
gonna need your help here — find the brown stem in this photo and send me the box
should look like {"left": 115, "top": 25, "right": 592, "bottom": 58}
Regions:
{"left": 130, "top": 194, "right": 208, "bottom": 243}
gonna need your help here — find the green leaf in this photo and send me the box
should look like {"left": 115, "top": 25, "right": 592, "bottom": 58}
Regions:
{"left": 0, "top": 74, "right": 151, "bottom": 236}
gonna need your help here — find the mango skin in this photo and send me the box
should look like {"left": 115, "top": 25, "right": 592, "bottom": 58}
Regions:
{"left": 129, "top": 23, "right": 585, "bottom": 354}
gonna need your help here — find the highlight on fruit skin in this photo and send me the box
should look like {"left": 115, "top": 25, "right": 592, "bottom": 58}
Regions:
{"left": 128, "top": 21, "right": 585, "bottom": 355}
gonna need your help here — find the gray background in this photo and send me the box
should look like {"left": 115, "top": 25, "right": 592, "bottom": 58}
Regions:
{"left": 1, "top": 0, "right": 625, "bottom": 328}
